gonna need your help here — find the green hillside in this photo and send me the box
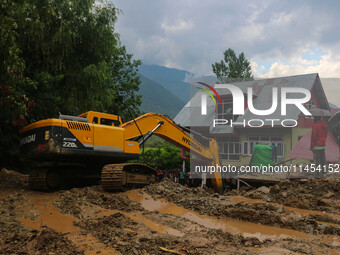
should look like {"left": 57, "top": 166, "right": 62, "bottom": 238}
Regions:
{"left": 138, "top": 75, "right": 185, "bottom": 118}
{"left": 139, "top": 64, "right": 191, "bottom": 102}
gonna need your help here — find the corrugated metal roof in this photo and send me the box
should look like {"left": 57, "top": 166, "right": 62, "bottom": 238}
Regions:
{"left": 210, "top": 125, "right": 234, "bottom": 134}
{"left": 174, "top": 106, "right": 216, "bottom": 127}
{"left": 174, "top": 73, "right": 328, "bottom": 132}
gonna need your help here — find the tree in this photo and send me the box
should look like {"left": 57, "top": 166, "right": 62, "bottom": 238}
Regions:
{"left": 0, "top": 0, "right": 37, "bottom": 166}
{"left": 0, "top": 0, "right": 142, "bottom": 168}
{"left": 134, "top": 142, "right": 182, "bottom": 170}
{"left": 212, "top": 48, "right": 253, "bottom": 82}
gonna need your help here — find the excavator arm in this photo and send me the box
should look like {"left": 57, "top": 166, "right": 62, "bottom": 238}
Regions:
{"left": 122, "top": 113, "right": 224, "bottom": 193}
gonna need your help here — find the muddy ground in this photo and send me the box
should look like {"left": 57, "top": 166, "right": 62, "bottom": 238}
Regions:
{"left": 0, "top": 168, "right": 339, "bottom": 255}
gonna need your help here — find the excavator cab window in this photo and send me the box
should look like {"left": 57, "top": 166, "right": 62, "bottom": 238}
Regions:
{"left": 92, "top": 117, "right": 98, "bottom": 124}
{"left": 100, "top": 118, "right": 120, "bottom": 127}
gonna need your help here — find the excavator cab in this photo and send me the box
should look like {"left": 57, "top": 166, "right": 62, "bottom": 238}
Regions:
{"left": 78, "top": 111, "right": 122, "bottom": 126}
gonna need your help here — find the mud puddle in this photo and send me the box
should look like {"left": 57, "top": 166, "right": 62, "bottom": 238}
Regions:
{"left": 317, "top": 221, "right": 340, "bottom": 227}
{"left": 247, "top": 246, "right": 299, "bottom": 255}
{"left": 126, "top": 190, "right": 319, "bottom": 242}
{"left": 68, "top": 234, "right": 117, "bottom": 255}
{"left": 99, "top": 208, "right": 184, "bottom": 237}
{"left": 17, "top": 191, "right": 117, "bottom": 255}
{"left": 18, "top": 193, "right": 79, "bottom": 233}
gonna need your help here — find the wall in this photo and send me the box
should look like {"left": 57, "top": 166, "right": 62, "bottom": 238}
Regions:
{"left": 220, "top": 127, "right": 311, "bottom": 167}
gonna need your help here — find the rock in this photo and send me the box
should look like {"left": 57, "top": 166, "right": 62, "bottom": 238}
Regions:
{"left": 262, "top": 197, "right": 271, "bottom": 202}
{"left": 276, "top": 206, "right": 284, "bottom": 213}
{"left": 290, "top": 213, "right": 302, "bottom": 222}
{"left": 299, "top": 179, "right": 309, "bottom": 183}
{"left": 282, "top": 191, "right": 288, "bottom": 198}
{"left": 244, "top": 190, "right": 256, "bottom": 197}
{"left": 244, "top": 241, "right": 252, "bottom": 247}
{"left": 324, "top": 192, "right": 334, "bottom": 198}
{"left": 139, "top": 237, "right": 152, "bottom": 242}
{"left": 1, "top": 168, "right": 10, "bottom": 174}
{"left": 270, "top": 184, "right": 280, "bottom": 193}
{"left": 257, "top": 186, "right": 270, "bottom": 194}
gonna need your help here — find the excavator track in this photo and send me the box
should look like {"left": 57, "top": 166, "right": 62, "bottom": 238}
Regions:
{"left": 101, "top": 163, "right": 156, "bottom": 192}
{"left": 29, "top": 169, "right": 60, "bottom": 191}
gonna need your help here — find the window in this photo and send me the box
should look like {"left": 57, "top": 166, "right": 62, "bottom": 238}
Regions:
{"left": 217, "top": 98, "right": 238, "bottom": 121}
{"left": 243, "top": 136, "right": 284, "bottom": 157}
{"left": 305, "top": 101, "right": 315, "bottom": 110}
{"left": 100, "top": 118, "right": 120, "bottom": 126}
{"left": 218, "top": 137, "right": 241, "bottom": 161}
{"left": 92, "top": 117, "right": 98, "bottom": 124}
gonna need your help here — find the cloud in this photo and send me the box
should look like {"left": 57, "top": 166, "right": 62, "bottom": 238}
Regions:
{"left": 252, "top": 51, "right": 340, "bottom": 79}
{"left": 250, "top": 49, "right": 340, "bottom": 106}
{"left": 161, "top": 19, "right": 193, "bottom": 33}
{"left": 113, "top": 0, "right": 340, "bottom": 80}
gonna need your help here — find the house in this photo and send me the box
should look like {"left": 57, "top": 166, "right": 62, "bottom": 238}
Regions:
{"left": 174, "top": 73, "right": 330, "bottom": 166}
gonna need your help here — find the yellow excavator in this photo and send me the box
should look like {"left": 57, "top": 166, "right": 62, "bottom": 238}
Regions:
{"left": 20, "top": 111, "right": 223, "bottom": 193}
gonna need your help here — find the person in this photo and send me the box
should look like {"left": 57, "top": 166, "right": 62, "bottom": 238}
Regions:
{"left": 333, "top": 121, "right": 340, "bottom": 145}
{"left": 201, "top": 172, "right": 206, "bottom": 188}
{"left": 157, "top": 169, "right": 163, "bottom": 182}
{"left": 310, "top": 116, "right": 328, "bottom": 171}
{"left": 163, "top": 169, "right": 169, "bottom": 178}
{"left": 168, "top": 170, "right": 174, "bottom": 181}
{"left": 174, "top": 168, "right": 180, "bottom": 183}
{"left": 179, "top": 169, "right": 185, "bottom": 185}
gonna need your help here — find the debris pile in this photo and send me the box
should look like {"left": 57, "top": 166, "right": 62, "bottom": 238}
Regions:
{"left": 55, "top": 187, "right": 143, "bottom": 217}
{"left": 269, "top": 179, "right": 340, "bottom": 212}
{"left": 0, "top": 168, "right": 28, "bottom": 189}
{"left": 229, "top": 178, "right": 340, "bottom": 214}
{"left": 0, "top": 227, "right": 84, "bottom": 255}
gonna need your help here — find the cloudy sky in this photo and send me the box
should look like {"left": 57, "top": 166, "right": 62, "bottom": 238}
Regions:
{"left": 113, "top": 0, "right": 340, "bottom": 103}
